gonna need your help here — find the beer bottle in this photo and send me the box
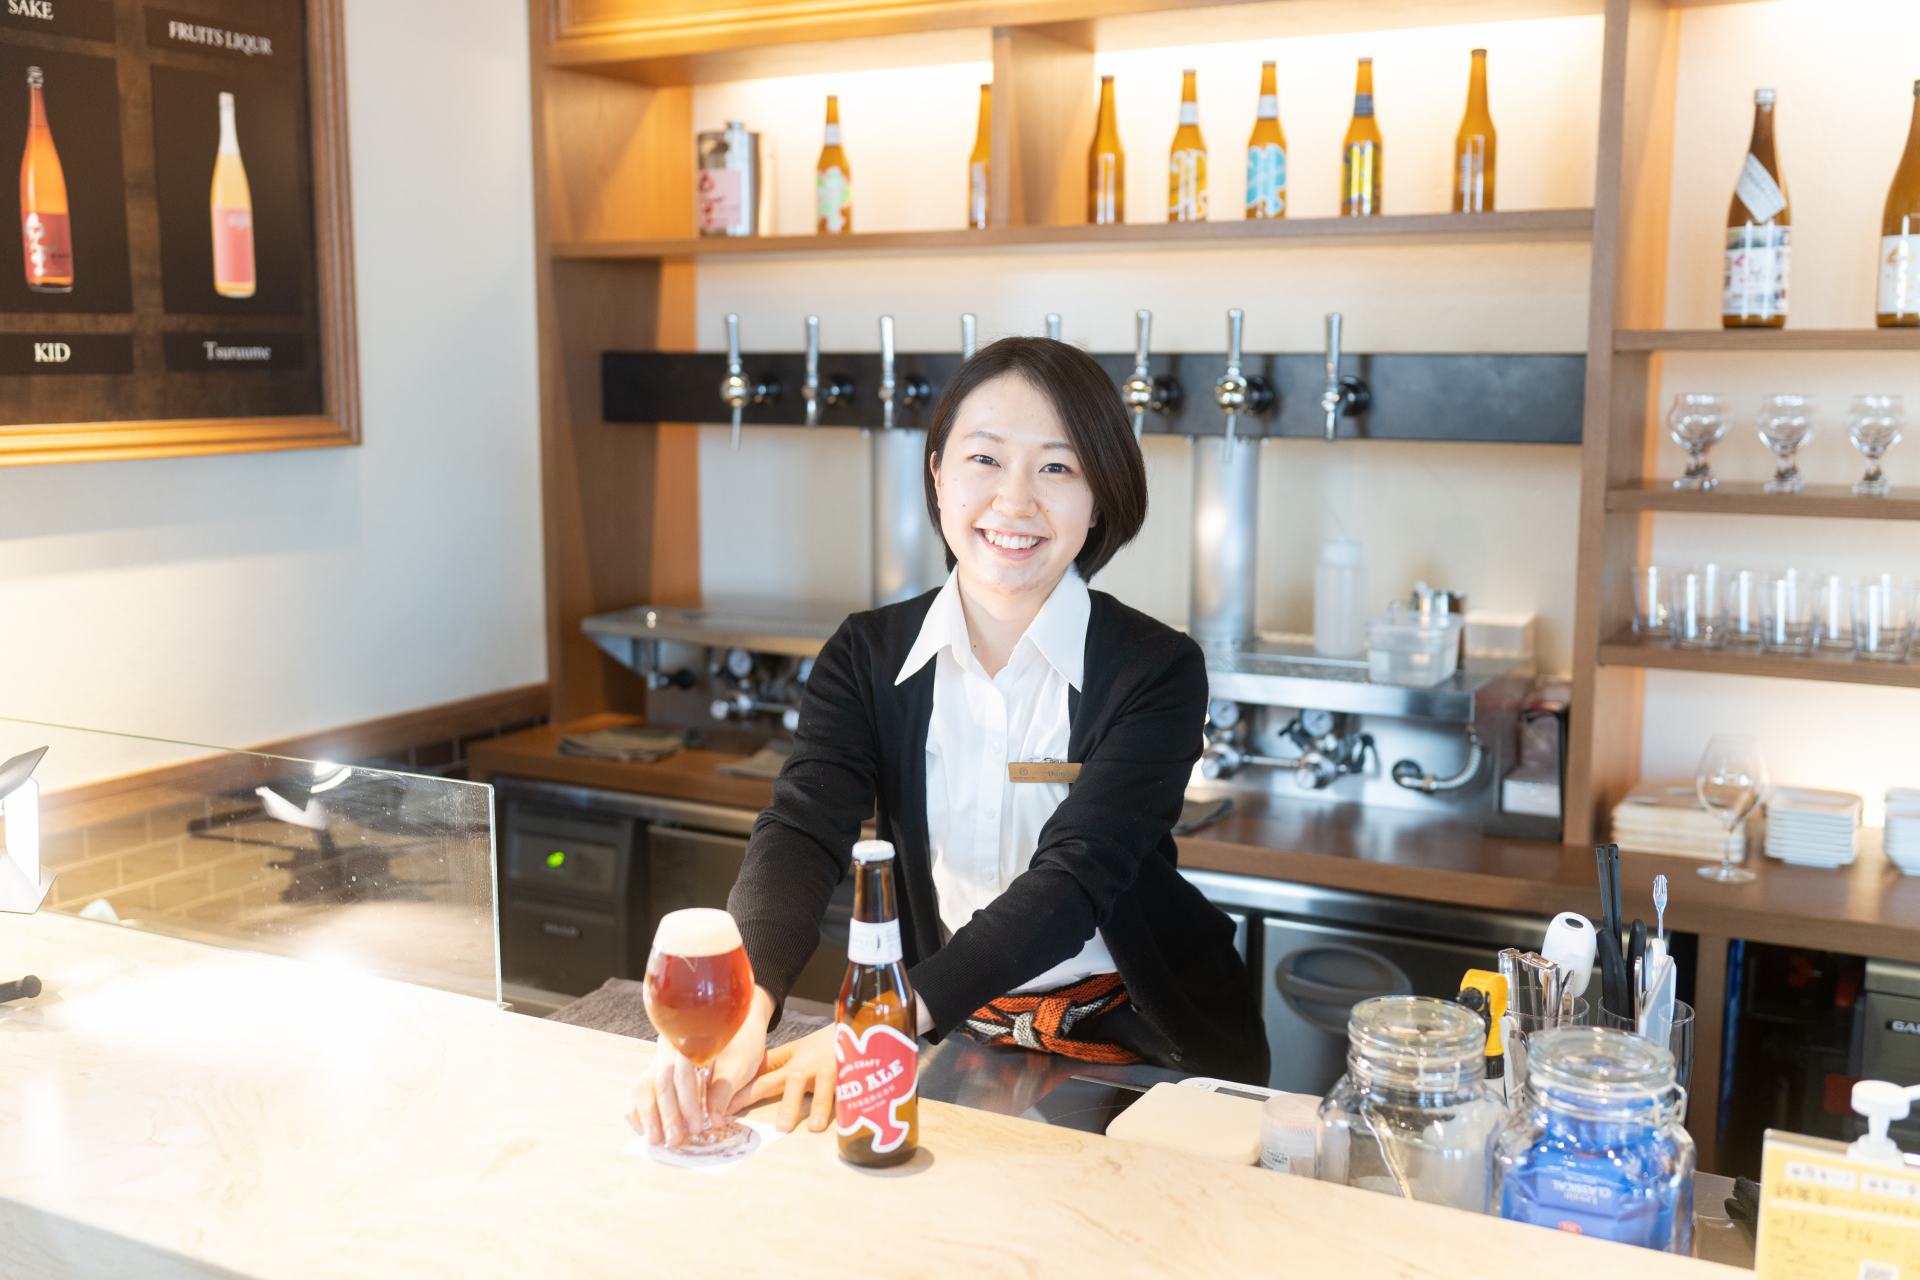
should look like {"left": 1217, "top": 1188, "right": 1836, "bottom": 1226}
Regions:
{"left": 1088, "top": 75, "right": 1124, "bottom": 225}
{"left": 1168, "top": 69, "right": 1207, "bottom": 223}
{"left": 1245, "top": 61, "right": 1286, "bottom": 220}
{"left": 968, "top": 83, "right": 991, "bottom": 230}
{"left": 1341, "top": 58, "right": 1382, "bottom": 218}
{"left": 835, "top": 839, "right": 918, "bottom": 1168}
{"left": 1877, "top": 79, "right": 1920, "bottom": 328}
{"left": 1454, "top": 48, "right": 1496, "bottom": 213}
{"left": 816, "top": 95, "right": 851, "bottom": 235}
{"left": 1723, "top": 88, "right": 1789, "bottom": 329}
{"left": 19, "top": 66, "right": 73, "bottom": 294}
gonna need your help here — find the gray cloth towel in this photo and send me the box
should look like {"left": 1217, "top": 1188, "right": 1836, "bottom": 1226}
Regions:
{"left": 717, "top": 741, "right": 793, "bottom": 780}
{"left": 557, "top": 727, "right": 685, "bottom": 764}
{"left": 547, "top": 977, "right": 832, "bottom": 1049}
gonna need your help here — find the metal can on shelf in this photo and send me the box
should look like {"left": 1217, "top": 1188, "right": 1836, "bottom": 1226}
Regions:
{"left": 695, "top": 120, "right": 764, "bottom": 238}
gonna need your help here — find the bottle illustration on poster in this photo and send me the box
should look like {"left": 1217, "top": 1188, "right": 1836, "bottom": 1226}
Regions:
{"left": 19, "top": 64, "right": 72, "bottom": 293}
{"left": 210, "top": 90, "right": 254, "bottom": 298}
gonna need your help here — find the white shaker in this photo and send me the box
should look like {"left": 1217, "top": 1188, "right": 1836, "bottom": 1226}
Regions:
{"left": 1313, "top": 539, "right": 1368, "bottom": 657}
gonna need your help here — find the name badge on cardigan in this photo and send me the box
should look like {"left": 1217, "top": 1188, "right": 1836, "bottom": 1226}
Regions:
{"left": 1008, "top": 761, "right": 1080, "bottom": 784}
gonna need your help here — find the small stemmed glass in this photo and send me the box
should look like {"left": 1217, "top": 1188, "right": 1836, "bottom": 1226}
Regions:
{"left": 1696, "top": 734, "right": 1768, "bottom": 886}
{"left": 1756, "top": 394, "right": 1817, "bottom": 494}
{"left": 1668, "top": 394, "right": 1729, "bottom": 490}
{"left": 1849, "top": 394, "right": 1906, "bottom": 497}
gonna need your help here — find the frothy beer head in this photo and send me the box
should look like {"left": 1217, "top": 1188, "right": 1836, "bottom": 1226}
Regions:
{"left": 653, "top": 907, "right": 743, "bottom": 956}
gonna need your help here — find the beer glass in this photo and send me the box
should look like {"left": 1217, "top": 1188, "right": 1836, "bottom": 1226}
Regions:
{"left": 644, "top": 908, "right": 756, "bottom": 1155}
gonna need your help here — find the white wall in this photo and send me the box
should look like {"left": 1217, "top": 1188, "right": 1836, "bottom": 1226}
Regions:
{"left": 0, "top": 0, "right": 544, "bottom": 787}
{"left": 690, "top": 14, "right": 1601, "bottom": 673}
{"left": 1639, "top": 0, "right": 1920, "bottom": 822}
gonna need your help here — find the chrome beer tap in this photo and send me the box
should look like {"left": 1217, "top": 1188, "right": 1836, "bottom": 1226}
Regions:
{"left": 800, "top": 315, "right": 852, "bottom": 428}
{"left": 1119, "top": 308, "right": 1181, "bottom": 440}
{"left": 961, "top": 312, "right": 977, "bottom": 360}
{"left": 1213, "top": 307, "right": 1272, "bottom": 449}
{"left": 876, "top": 315, "right": 930, "bottom": 432}
{"left": 720, "top": 313, "right": 780, "bottom": 450}
{"left": 1318, "top": 311, "right": 1372, "bottom": 442}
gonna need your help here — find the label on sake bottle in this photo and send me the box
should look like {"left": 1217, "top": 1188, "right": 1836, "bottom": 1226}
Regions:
{"left": 1880, "top": 233, "right": 1918, "bottom": 317}
{"left": 1723, "top": 224, "right": 1790, "bottom": 320}
{"left": 817, "top": 166, "right": 850, "bottom": 233}
{"left": 1246, "top": 144, "right": 1286, "bottom": 218}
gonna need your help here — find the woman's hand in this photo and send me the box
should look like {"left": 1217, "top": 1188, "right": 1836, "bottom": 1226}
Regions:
{"left": 730, "top": 1024, "right": 839, "bottom": 1134}
{"left": 627, "top": 986, "right": 776, "bottom": 1147}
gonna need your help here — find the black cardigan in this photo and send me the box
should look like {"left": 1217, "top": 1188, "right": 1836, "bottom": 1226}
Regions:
{"left": 726, "top": 585, "right": 1269, "bottom": 1084}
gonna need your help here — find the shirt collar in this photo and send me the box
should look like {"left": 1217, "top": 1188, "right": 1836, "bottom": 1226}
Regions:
{"left": 894, "top": 566, "right": 1089, "bottom": 690}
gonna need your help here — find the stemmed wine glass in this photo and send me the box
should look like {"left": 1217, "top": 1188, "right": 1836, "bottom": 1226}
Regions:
{"left": 1849, "top": 394, "right": 1906, "bottom": 496}
{"left": 643, "top": 907, "right": 757, "bottom": 1156}
{"left": 1668, "top": 394, "right": 1729, "bottom": 491}
{"left": 1756, "top": 394, "right": 1817, "bottom": 494}
{"left": 1695, "top": 734, "right": 1768, "bottom": 885}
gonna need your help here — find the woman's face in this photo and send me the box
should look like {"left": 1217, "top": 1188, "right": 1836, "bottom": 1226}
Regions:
{"left": 931, "top": 372, "right": 1096, "bottom": 603}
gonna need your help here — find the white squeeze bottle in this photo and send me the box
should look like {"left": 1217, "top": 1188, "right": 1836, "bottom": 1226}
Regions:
{"left": 1313, "top": 539, "right": 1367, "bottom": 657}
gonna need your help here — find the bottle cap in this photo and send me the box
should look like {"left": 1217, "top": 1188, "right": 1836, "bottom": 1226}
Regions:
{"left": 1755, "top": 87, "right": 1776, "bottom": 105}
{"left": 27, "top": 66, "right": 44, "bottom": 88}
{"left": 853, "top": 839, "right": 896, "bottom": 863}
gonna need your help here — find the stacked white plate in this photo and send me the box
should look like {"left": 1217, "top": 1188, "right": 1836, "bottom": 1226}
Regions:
{"left": 1886, "top": 788, "right": 1920, "bottom": 875}
{"left": 1763, "top": 787, "right": 1862, "bottom": 867}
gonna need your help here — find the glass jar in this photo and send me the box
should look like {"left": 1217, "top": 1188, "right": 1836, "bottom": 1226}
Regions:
{"left": 1491, "top": 1027, "right": 1695, "bottom": 1253}
{"left": 1315, "top": 995, "right": 1506, "bottom": 1212}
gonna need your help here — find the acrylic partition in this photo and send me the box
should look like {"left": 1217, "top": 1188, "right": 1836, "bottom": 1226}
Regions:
{"left": 0, "top": 717, "right": 500, "bottom": 1004}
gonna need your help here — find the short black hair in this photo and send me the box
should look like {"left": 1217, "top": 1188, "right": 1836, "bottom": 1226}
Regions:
{"left": 922, "top": 337, "right": 1148, "bottom": 580}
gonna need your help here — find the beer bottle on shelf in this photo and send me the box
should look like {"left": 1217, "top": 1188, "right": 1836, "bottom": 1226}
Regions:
{"left": 1341, "top": 58, "right": 1382, "bottom": 218}
{"left": 19, "top": 66, "right": 73, "bottom": 294}
{"left": 968, "top": 83, "right": 991, "bottom": 230}
{"left": 1088, "top": 75, "right": 1124, "bottom": 226}
{"left": 1877, "top": 78, "right": 1920, "bottom": 328}
{"left": 1722, "top": 88, "right": 1789, "bottom": 329}
{"left": 1245, "top": 60, "right": 1286, "bottom": 220}
{"left": 211, "top": 91, "right": 257, "bottom": 299}
{"left": 1454, "top": 48, "right": 1496, "bottom": 213}
{"left": 835, "top": 839, "right": 918, "bottom": 1169}
{"left": 1168, "top": 69, "right": 1207, "bottom": 223}
{"left": 816, "top": 94, "right": 852, "bottom": 235}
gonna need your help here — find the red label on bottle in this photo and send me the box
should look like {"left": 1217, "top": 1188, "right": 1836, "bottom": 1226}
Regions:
{"left": 213, "top": 207, "right": 254, "bottom": 288}
{"left": 21, "top": 211, "right": 71, "bottom": 286}
{"left": 833, "top": 1022, "right": 916, "bottom": 1154}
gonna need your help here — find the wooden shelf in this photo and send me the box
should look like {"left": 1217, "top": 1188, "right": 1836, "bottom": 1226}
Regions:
{"left": 1615, "top": 328, "right": 1920, "bottom": 352}
{"left": 1599, "top": 634, "right": 1920, "bottom": 689}
{"left": 1606, "top": 482, "right": 1920, "bottom": 521}
{"left": 551, "top": 209, "right": 1594, "bottom": 261}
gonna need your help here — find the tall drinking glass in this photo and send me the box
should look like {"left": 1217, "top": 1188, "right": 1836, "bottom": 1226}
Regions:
{"left": 643, "top": 907, "right": 757, "bottom": 1155}
{"left": 1695, "top": 735, "right": 1768, "bottom": 885}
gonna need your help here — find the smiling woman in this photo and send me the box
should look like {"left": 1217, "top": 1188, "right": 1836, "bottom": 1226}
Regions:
{"left": 630, "top": 337, "right": 1266, "bottom": 1156}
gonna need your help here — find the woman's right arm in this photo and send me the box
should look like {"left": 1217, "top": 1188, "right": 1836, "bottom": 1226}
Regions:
{"left": 631, "top": 617, "right": 880, "bottom": 1145}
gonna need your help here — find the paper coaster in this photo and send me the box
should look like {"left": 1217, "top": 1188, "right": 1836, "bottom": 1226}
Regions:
{"left": 624, "top": 1116, "right": 786, "bottom": 1175}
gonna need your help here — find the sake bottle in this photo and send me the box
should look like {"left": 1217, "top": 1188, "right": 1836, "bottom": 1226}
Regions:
{"left": 1087, "top": 75, "right": 1124, "bottom": 225}
{"left": 1341, "top": 58, "right": 1382, "bottom": 217}
{"left": 1722, "top": 88, "right": 1789, "bottom": 329}
{"left": 968, "top": 83, "right": 990, "bottom": 230}
{"left": 18, "top": 66, "right": 72, "bottom": 293}
{"left": 1877, "top": 79, "right": 1920, "bottom": 328}
{"left": 816, "top": 95, "right": 851, "bottom": 235}
{"left": 1168, "top": 69, "right": 1207, "bottom": 222}
{"left": 1453, "top": 48, "right": 1495, "bottom": 213}
{"left": 1245, "top": 61, "right": 1287, "bottom": 220}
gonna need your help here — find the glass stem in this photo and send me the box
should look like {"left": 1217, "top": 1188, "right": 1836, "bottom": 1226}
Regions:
{"left": 696, "top": 1063, "right": 713, "bottom": 1134}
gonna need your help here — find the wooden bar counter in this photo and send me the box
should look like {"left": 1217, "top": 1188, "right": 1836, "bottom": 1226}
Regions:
{"left": 0, "top": 911, "right": 1738, "bottom": 1278}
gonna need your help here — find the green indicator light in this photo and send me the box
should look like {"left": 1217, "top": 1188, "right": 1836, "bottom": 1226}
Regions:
{"left": 546, "top": 850, "right": 566, "bottom": 869}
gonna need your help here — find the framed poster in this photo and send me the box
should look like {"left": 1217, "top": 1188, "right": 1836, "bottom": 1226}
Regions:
{"left": 0, "top": 0, "right": 357, "bottom": 464}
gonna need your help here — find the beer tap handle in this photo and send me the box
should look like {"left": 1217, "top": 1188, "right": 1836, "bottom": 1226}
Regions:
{"left": 803, "top": 314, "right": 821, "bottom": 428}
{"left": 1320, "top": 311, "right": 1372, "bottom": 443}
{"left": 961, "top": 312, "right": 977, "bottom": 360}
{"left": 1045, "top": 312, "right": 1062, "bottom": 341}
{"left": 1122, "top": 308, "right": 1155, "bottom": 441}
{"left": 721, "top": 312, "right": 749, "bottom": 451}
{"left": 1214, "top": 307, "right": 1249, "bottom": 448}
{"left": 878, "top": 313, "right": 897, "bottom": 432}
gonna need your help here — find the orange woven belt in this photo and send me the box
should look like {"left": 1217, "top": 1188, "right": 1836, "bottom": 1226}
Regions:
{"left": 961, "top": 972, "right": 1141, "bottom": 1065}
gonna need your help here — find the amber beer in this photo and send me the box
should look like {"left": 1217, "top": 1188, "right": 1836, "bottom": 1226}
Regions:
{"left": 816, "top": 95, "right": 851, "bottom": 235}
{"left": 1341, "top": 58, "right": 1382, "bottom": 217}
{"left": 1454, "top": 48, "right": 1496, "bottom": 213}
{"left": 19, "top": 66, "right": 73, "bottom": 293}
{"left": 968, "top": 83, "right": 991, "bottom": 230}
{"left": 835, "top": 840, "right": 918, "bottom": 1168}
{"left": 1723, "top": 88, "right": 1789, "bottom": 329}
{"left": 1087, "top": 75, "right": 1124, "bottom": 225}
{"left": 644, "top": 908, "right": 756, "bottom": 1154}
{"left": 1167, "top": 69, "right": 1207, "bottom": 223}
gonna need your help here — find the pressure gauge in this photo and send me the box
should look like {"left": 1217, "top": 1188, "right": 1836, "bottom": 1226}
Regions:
{"left": 724, "top": 647, "right": 755, "bottom": 679}
{"left": 1207, "top": 698, "right": 1241, "bottom": 729}
{"left": 1301, "top": 709, "right": 1336, "bottom": 738}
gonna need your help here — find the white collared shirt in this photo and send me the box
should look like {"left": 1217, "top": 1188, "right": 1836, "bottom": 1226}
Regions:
{"left": 895, "top": 566, "right": 1117, "bottom": 994}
